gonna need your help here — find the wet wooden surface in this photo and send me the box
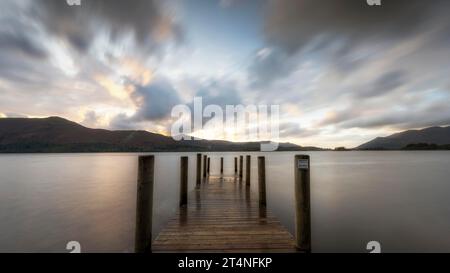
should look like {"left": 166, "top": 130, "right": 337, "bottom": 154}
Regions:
{"left": 152, "top": 175, "right": 298, "bottom": 253}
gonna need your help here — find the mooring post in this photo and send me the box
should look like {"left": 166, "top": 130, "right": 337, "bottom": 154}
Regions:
{"left": 258, "top": 156, "right": 266, "bottom": 207}
{"left": 294, "top": 155, "right": 312, "bottom": 253}
{"left": 234, "top": 157, "right": 238, "bottom": 174}
{"left": 207, "top": 157, "right": 211, "bottom": 175}
{"left": 220, "top": 157, "right": 224, "bottom": 175}
{"left": 203, "top": 155, "right": 207, "bottom": 178}
{"left": 239, "top": 156, "right": 243, "bottom": 179}
{"left": 196, "top": 153, "right": 201, "bottom": 188}
{"left": 245, "top": 155, "right": 251, "bottom": 186}
{"left": 180, "top": 156, "right": 188, "bottom": 207}
{"left": 135, "top": 155, "right": 155, "bottom": 253}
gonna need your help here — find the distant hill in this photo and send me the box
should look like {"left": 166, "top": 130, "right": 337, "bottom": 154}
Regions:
{"left": 357, "top": 126, "right": 450, "bottom": 150}
{"left": 0, "top": 117, "right": 319, "bottom": 153}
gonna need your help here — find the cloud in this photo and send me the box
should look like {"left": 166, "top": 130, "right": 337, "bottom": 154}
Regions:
{"left": 109, "top": 77, "right": 182, "bottom": 130}
{"left": 246, "top": 0, "right": 450, "bottom": 140}
{"left": 194, "top": 80, "right": 242, "bottom": 107}
{"left": 4, "top": 113, "right": 28, "bottom": 118}
{"left": 81, "top": 110, "right": 99, "bottom": 127}
{"left": 356, "top": 70, "right": 407, "bottom": 98}
{"left": 0, "top": 3, "right": 51, "bottom": 85}
{"left": 248, "top": 48, "right": 295, "bottom": 88}
{"left": 109, "top": 77, "right": 245, "bottom": 134}
{"left": 0, "top": 0, "right": 184, "bottom": 129}
{"left": 0, "top": 31, "right": 47, "bottom": 59}
{"left": 109, "top": 113, "right": 135, "bottom": 130}
{"left": 250, "top": 0, "right": 450, "bottom": 86}
{"left": 317, "top": 97, "right": 450, "bottom": 131}
{"left": 34, "top": 0, "right": 181, "bottom": 52}
{"left": 319, "top": 109, "right": 359, "bottom": 127}
{"left": 132, "top": 79, "right": 182, "bottom": 121}
{"left": 347, "top": 100, "right": 450, "bottom": 129}
{"left": 264, "top": 0, "right": 446, "bottom": 54}
{"left": 279, "top": 121, "right": 319, "bottom": 138}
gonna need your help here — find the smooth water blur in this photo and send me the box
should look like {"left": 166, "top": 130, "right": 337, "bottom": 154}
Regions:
{"left": 0, "top": 151, "right": 449, "bottom": 253}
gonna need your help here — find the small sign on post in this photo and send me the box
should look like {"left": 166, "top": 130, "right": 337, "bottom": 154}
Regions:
{"left": 294, "top": 155, "right": 311, "bottom": 252}
{"left": 298, "top": 159, "right": 309, "bottom": 170}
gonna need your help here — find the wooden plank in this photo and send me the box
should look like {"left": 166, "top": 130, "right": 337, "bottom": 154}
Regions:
{"left": 152, "top": 175, "right": 299, "bottom": 253}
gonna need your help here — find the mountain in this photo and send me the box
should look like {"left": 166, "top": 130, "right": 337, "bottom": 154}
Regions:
{"left": 0, "top": 117, "right": 318, "bottom": 153}
{"left": 357, "top": 126, "right": 450, "bottom": 150}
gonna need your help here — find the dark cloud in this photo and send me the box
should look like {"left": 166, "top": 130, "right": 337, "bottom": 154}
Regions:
{"left": 0, "top": 55, "right": 47, "bottom": 85}
{"left": 0, "top": 31, "right": 47, "bottom": 59}
{"left": 147, "top": 79, "right": 242, "bottom": 132}
{"left": 321, "top": 100, "right": 450, "bottom": 130}
{"left": 279, "top": 122, "right": 319, "bottom": 138}
{"left": 109, "top": 77, "right": 181, "bottom": 129}
{"left": 357, "top": 70, "right": 407, "bottom": 98}
{"left": 35, "top": 0, "right": 181, "bottom": 52}
{"left": 110, "top": 79, "right": 240, "bottom": 133}
{"left": 109, "top": 113, "right": 136, "bottom": 130}
{"left": 0, "top": 31, "right": 60, "bottom": 87}
{"left": 0, "top": 5, "right": 50, "bottom": 84}
{"left": 194, "top": 80, "right": 242, "bottom": 107}
{"left": 250, "top": 0, "right": 450, "bottom": 86}
{"left": 264, "top": 0, "right": 446, "bottom": 54}
{"left": 110, "top": 77, "right": 245, "bottom": 130}
{"left": 132, "top": 79, "right": 181, "bottom": 121}
{"left": 343, "top": 114, "right": 406, "bottom": 129}
{"left": 248, "top": 48, "right": 294, "bottom": 88}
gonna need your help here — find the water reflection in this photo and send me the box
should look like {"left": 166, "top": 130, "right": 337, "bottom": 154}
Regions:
{"left": 245, "top": 184, "right": 251, "bottom": 209}
{"left": 195, "top": 189, "right": 201, "bottom": 210}
{"left": 259, "top": 206, "right": 267, "bottom": 220}
{"left": 179, "top": 206, "right": 188, "bottom": 226}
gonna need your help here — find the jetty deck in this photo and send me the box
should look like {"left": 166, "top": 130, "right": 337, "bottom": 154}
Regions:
{"left": 152, "top": 175, "right": 298, "bottom": 253}
{"left": 134, "top": 154, "right": 311, "bottom": 253}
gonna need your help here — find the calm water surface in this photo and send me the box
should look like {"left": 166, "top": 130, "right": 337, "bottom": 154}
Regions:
{"left": 1, "top": 151, "right": 449, "bottom": 253}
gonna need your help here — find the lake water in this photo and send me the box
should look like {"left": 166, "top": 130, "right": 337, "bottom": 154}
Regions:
{"left": 1, "top": 151, "right": 450, "bottom": 253}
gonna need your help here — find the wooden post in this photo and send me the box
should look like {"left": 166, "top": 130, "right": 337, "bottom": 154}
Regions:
{"left": 245, "top": 155, "right": 251, "bottom": 186}
{"left": 203, "top": 155, "right": 207, "bottom": 178}
{"left": 294, "top": 155, "right": 311, "bottom": 252}
{"left": 196, "top": 153, "right": 201, "bottom": 187}
{"left": 239, "top": 156, "right": 243, "bottom": 178}
{"left": 234, "top": 157, "right": 238, "bottom": 174}
{"left": 207, "top": 157, "right": 211, "bottom": 175}
{"left": 180, "top": 156, "right": 188, "bottom": 207}
{"left": 135, "top": 155, "right": 154, "bottom": 253}
{"left": 220, "top": 157, "right": 224, "bottom": 174}
{"left": 258, "top": 156, "right": 266, "bottom": 207}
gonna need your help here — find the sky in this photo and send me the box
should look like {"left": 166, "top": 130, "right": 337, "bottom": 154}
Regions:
{"left": 0, "top": 0, "right": 450, "bottom": 148}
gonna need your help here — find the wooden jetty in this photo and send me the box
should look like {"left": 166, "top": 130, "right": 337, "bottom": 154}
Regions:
{"left": 135, "top": 154, "right": 311, "bottom": 253}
